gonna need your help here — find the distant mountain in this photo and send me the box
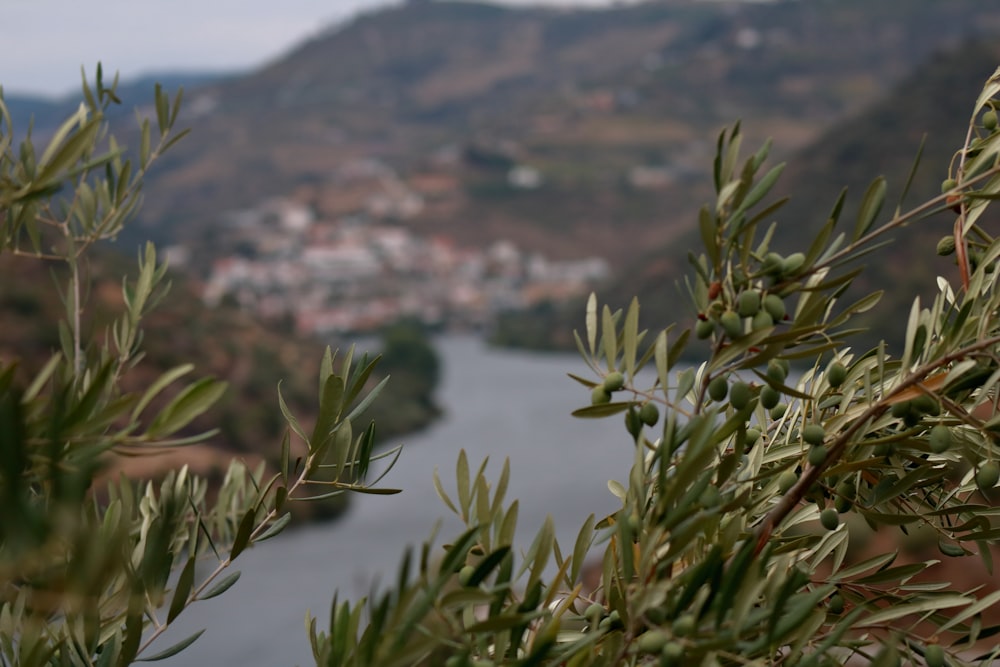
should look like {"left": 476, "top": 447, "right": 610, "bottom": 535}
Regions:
{"left": 113, "top": 0, "right": 1000, "bottom": 268}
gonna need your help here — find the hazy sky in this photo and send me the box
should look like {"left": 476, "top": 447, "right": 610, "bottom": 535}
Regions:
{"left": 2, "top": 0, "right": 627, "bottom": 97}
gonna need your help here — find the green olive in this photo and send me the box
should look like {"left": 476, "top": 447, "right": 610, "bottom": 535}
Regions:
{"left": 928, "top": 424, "right": 951, "bottom": 453}
{"left": 458, "top": 565, "right": 476, "bottom": 586}
{"left": 782, "top": 252, "right": 806, "bottom": 275}
{"left": 769, "top": 403, "right": 787, "bottom": 420}
{"left": 808, "top": 445, "right": 828, "bottom": 467}
{"left": 890, "top": 400, "right": 912, "bottom": 419}
{"left": 802, "top": 424, "right": 826, "bottom": 446}
{"left": 836, "top": 480, "right": 856, "bottom": 498}
{"left": 828, "top": 594, "right": 844, "bottom": 615}
{"left": 603, "top": 371, "right": 625, "bottom": 392}
{"left": 938, "top": 540, "right": 966, "bottom": 558}
{"left": 661, "top": 642, "right": 684, "bottom": 665}
{"left": 912, "top": 394, "right": 940, "bottom": 416}
{"left": 941, "top": 178, "right": 958, "bottom": 193}
{"left": 752, "top": 309, "right": 775, "bottom": 330}
{"left": 639, "top": 402, "right": 660, "bottom": 426}
{"left": 936, "top": 235, "right": 957, "bottom": 256}
{"left": 591, "top": 386, "right": 611, "bottom": 405}
{"left": 762, "top": 251, "right": 784, "bottom": 275}
{"left": 584, "top": 603, "right": 605, "bottom": 623}
{"left": 985, "top": 109, "right": 998, "bottom": 130}
{"left": 826, "top": 361, "right": 848, "bottom": 388}
{"left": 695, "top": 318, "right": 715, "bottom": 339}
{"left": 636, "top": 630, "right": 670, "bottom": 654}
{"left": 672, "top": 614, "right": 695, "bottom": 637}
{"left": 924, "top": 643, "right": 945, "bottom": 667}
{"left": 737, "top": 290, "right": 761, "bottom": 317}
{"left": 760, "top": 386, "right": 781, "bottom": 410}
{"left": 708, "top": 375, "right": 729, "bottom": 402}
{"left": 625, "top": 409, "right": 642, "bottom": 437}
{"left": 977, "top": 462, "right": 1000, "bottom": 491}
{"left": 778, "top": 469, "right": 798, "bottom": 493}
{"left": 699, "top": 485, "right": 721, "bottom": 508}
{"left": 763, "top": 293, "right": 786, "bottom": 322}
{"left": 720, "top": 310, "right": 743, "bottom": 338}
{"left": 732, "top": 269, "right": 749, "bottom": 290}
{"left": 745, "top": 427, "right": 761, "bottom": 447}
{"left": 729, "top": 381, "right": 752, "bottom": 409}
{"left": 820, "top": 508, "right": 840, "bottom": 530}
{"left": 767, "top": 359, "right": 788, "bottom": 383}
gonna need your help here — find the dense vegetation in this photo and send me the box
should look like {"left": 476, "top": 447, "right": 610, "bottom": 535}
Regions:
{"left": 303, "top": 68, "right": 1000, "bottom": 666}
{"left": 0, "top": 72, "right": 407, "bottom": 664}
{"left": 8, "top": 43, "right": 1000, "bottom": 667}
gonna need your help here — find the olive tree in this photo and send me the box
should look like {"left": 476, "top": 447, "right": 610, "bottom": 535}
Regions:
{"left": 309, "top": 71, "right": 1000, "bottom": 666}
{"left": 0, "top": 69, "right": 399, "bottom": 665}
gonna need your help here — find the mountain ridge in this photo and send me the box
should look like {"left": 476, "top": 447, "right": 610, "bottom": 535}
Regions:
{"left": 118, "top": 0, "right": 1000, "bottom": 269}
{"left": 510, "top": 39, "right": 1000, "bottom": 352}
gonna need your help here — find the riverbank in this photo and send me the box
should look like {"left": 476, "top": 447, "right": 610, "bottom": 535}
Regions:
{"left": 157, "top": 336, "right": 634, "bottom": 666}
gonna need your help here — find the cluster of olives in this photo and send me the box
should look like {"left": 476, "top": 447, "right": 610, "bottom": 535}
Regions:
{"left": 938, "top": 107, "right": 998, "bottom": 225}
{"left": 591, "top": 370, "right": 662, "bottom": 432}
{"left": 591, "top": 371, "right": 625, "bottom": 404}
{"left": 695, "top": 290, "right": 786, "bottom": 340}
{"left": 815, "top": 478, "right": 859, "bottom": 531}
{"left": 583, "top": 603, "right": 623, "bottom": 634}
{"left": 918, "top": 420, "right": 998, "bottom": 494}
{"left": 629, "top": 612, "right": 695, "bottom": 666}
{"left": 695, "top": 266, "right": 795, "bottom": 342}
{"left": 770, "top": 360, "right": 855, "bottom": 530}
{"left": 889, "top": 394, "right": 941, "bottom": 428}
{"left": 705, "top": 358, "right": 792, "bottom": 418}
{"left": 626, "top": 402, "right": 660, "bottom": 436}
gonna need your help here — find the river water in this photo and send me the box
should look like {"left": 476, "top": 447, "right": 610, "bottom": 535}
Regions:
{"left": 160, "top": 336, "right": 635, "bottom": 666}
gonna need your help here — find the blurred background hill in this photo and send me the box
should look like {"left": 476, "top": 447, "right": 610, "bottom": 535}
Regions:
{"left": 4, "top": 0, "right": 1000, "bottom": 501}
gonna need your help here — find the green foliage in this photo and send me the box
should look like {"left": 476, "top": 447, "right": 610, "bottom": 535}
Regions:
{"left": 9, "top": 57, "right": 1000, "bottom": 667}
{"left": 308, "top": 68, "right": 1000, "bottom": 665}
{"left": 362, "top": 320, "right": 442, "bottom": 439}
{"left": 0, "top": 68, "right": 398, "bottom": 665}
{"left": 379, "top": 319, "right": 441, "bottom": 400}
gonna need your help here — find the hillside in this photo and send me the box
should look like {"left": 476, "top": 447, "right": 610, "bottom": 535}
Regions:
{"left": 9, "top": 1, "right": 996, "bottom": 354}
{"left": 564, "top": 39, "right": 1000, "bottom": 355}
{"left": 116, "top": 0, "right": 1000, "bottom": 271}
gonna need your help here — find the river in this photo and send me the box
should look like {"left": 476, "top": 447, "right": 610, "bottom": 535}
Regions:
{"left": 160, "top": 336, "right": 636, "bottom": 666}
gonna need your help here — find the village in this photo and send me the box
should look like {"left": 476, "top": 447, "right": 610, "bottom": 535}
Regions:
{"left": 196, "top": 158, "right": 610, "bottom": 335}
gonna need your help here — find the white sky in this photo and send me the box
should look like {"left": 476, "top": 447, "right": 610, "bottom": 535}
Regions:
{"left": 1, "top": 0, "right": 627, "bottom": 97}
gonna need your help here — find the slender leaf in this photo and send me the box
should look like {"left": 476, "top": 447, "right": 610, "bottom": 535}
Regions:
{"left": 136, "top": 630, "right": 205, "bottom": 662}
